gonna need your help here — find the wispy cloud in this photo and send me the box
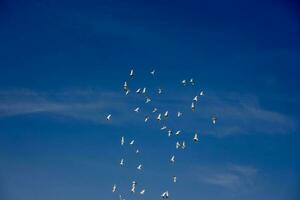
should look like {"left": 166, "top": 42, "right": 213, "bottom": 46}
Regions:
{"left": 0, "top": 89, "right": 134, "bottom": 125}
{"left": 196, "top": 163, "right": 258, "bottom": 192}
{"left": 0, "top": 88, "right": 297, "bottom": 135}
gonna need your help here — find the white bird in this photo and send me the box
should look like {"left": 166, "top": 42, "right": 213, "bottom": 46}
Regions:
{"left": 136, "top": 88, "right": 141, "bottom": 94}
{"left": 131, "top": 181, "right": 136, "bottom": 193}
{"left": 193, "top": 133, "right": 199, "bottom": 142}
{"left": 193, "top": 95, "right": 198, "bottom": 102}
{"left": 145, "top": 97, "right": 151, "bottom": 103}
{"left": 173, "top": 176, "right": 177, "bottom": 183}
{"left": 106, "top": 114, "right": 112, "bottom": 121}
{"left": 157, "top": 113, "right": 162, "bottom": 121}
{"left": 191, "top": 102, "right": 195, "bottom": 112}
{"left": 161, "top": 191, "right": 169, "bottom": 199}
{"left": 125, "top": 90, "right": 130, "bottom": 95}
{"left": 175, "top": 130, "right": 181, "bottom": 136}
{"left": 120, "top": 158, "right": 124, "bottom": 166}
{"left": 212, "top": 116, "right": 217, "bottom": 124}
{"left": 136, "top": 149, "right": 140, "bottom": 154}
{"left": 170, "top": 155, "right": 175, "bottom": 163}
{"left": 142, "top": 87, "right": 147, "bottom": 94}
{"left": 181, "top": 79, "right": 187, "bottom": 86}
{"left": 134, "top": 107, "right": 140, "bottom": 112}
{"left": 161, "top": 126, "right": 167, "bottom": 130}
{"left": 130, "top": 140, "right": 135, "bottom": 145}
{"left": 112, "top": 184, "right": 117, "bottom": 193}
{"left": 199, "top": 90, "right": 204, "bottom": 96}
{"left": 121, "top": 136, "right": 125, "bottom": 146}
{"left": 140, "top": 189, "right": 145, "bottom": 195}
{"left": 130, "top": 69, "right": 134, "bottom": 77}
{"left": 177, "top": 111, "right": 182, "bottom": 117}
{"left": 164, "top": 111, "right": 169, "bottom": 118}
{"left": 152, "top": 108, "right": 158, "bottom": 113}
{"left": 123, "top": 81, "right": 128, "bottom": 91}
{"left": 190, "top": 78, "right": 195, "bottom": 85}
{"left": 182, "top": 141, "right": 186, "bottom": 149}
{"left": 151, "top": 69, "right": 155, "bottom": 75}
{"left": 158, "top": 88, "right": 162, "bottom": 94}
{"left": 176, "top": 142, "right": 181, "bottom": 149}
{"left": 137, "top": 164, "right": 142, "bottom": 170}
{"left": 167, "top": 129, "right": 172, "bottom": 137}
{"left": 144, "top": 116, "right": 149, "bottom": 122}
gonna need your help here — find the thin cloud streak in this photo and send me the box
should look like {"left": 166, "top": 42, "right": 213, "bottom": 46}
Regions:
{"left": 0, "top": 88, "right": 297, "bottom": 136}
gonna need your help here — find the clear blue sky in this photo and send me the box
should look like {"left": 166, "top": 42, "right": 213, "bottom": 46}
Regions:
{"left": 0, "top": 0, "right": 300, "bottom": 200}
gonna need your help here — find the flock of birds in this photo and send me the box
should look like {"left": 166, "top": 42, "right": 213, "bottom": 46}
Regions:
{"left": 106, "top": 69, "right": 217, "bottom": 199}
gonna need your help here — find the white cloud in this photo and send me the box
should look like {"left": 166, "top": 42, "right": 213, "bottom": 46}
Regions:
{"left": 0, "top": 88, "right": 297, "bottom": 136}
{"left": 196, "top": 163, "right": 258, "bottom": 192}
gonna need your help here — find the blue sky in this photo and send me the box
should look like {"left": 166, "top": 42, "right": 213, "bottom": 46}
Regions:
{"left": 0, "top": 0, "right": 300, "bottom": 199}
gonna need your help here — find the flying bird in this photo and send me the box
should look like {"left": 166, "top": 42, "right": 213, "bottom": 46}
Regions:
{"left": 193, "top": 133, "right": 199, "bottom": 142}
{"left": 145, "top": 97, "right": 151, "bottom": 103}
{"left": 123, "top": 81, "right": 128, "bottom": 91}
{"left": 134, "top": 107, "right": 140, "bottom": 112}
{"left": 144, "top": 116, "right": 149, "bottom": 122}
{"left": 157, "top": 113, "right": 162, "bottom": 121}
{"left": 120, "top": 158, "right": 124, "bottom": 166}
{"left": 152, "top": 108, "right": 158, "bottom": 113}
{"left": 125, "top": 90, "right": 130, "bottom": 95}
{"left": 177, "top": 111, "right": 182, "bottom": 117}
{"left": 131, "top": 181, "right": 136, "bottom": 193}
{"left": 173, "top": 176, "right": 177, "bottom": 183}
{"left": 130, "top": 140, "right": 135, "bottom": 145}
{"left": 164, "top": 111, "right": 169, "bottom": 118}
{"left": 212, "top": 116, "right": 217, "bottom": 124}
{"left": 130, "top": 69, "right": 134, "bottom": 77}
{"left": 170, "top": 155, "right": 175, "bottom": 163}
{"left": 106, "top": 114, "right": 112, "bottom": 121}
{"left": 158, "top": 88, "right": 162, "bottom": 94}
{"left": 193, "top": 95, "right": 198, "bottom": 102}
{"left": 175, "top": 130, "right": 181, "bottom": 136}
{"left": 112, "top": 184, "right": 117, "bottom": 193}
{"left": 182, "top": 141, "right": 186, "bottom": 149}
{"left": 151, "top": 69, "right": 155, "bottom": 75}
{"left": 191, "top": 102, "right": 195, "bottom": 112}
{"left": 167, "top": 129, "right": 172, "bottom": 137}
{"left": 140, "top": 189, "right": 145, "bottom": 195}
{"left": 136, "top": 149, "right": 140, "bottom": 154}
{"left": 161, "top": 191, "right": 169, "bottom": 199}
{"left": 199, "top": 90, "right": 204, "bottom": 96}
{"left": 142, "top": 87, "right": 147, "bottom": 94}
{"left": 137, "top": 164, "right": 142, "bottom": 171}
{"left": 121, "top": 136, "right": 125, "bottom": 146}
{"left": 181, "top": 79, "right": 187, "bottom": 86}
{"left": 136, "top": 88, "right": 141, "bottom": 94}
{"left": 176, "top": 142, "right": 181, "bottom": 149}
{"left": 161, "top": 125, "right": 167, "bottom": 130}
{"left": 190, "top": 78, "right": 195, "bottom": 85}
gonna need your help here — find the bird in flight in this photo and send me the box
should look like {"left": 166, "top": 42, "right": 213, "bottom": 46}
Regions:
{"left": 173, "top": 176, "right": 177, "bottom": 183}
{"left": 130, "top": 69, "right": 134, "bottom": 77}
{"left": 112, "top": 184, "right": 117, "bottom": 193}
{"left": 212, "top": 116, "right": 217, "bottom": 124}
{"left": 170, "top": 155, "right": 175, "bottom": 163}
{"left": 120, "top": 158, "right": 124, "bottom": 166}
{"left": 134, "top": 107, "right": 140, "bottom": 112}
{"left": 121, "top": 136, "right": 125, "bottom": 146}
{"left": 137, "top": 164, "right": 143, "bottom": 171}
{"left": 106, "top": 114, "right": 112, "bottom": 121}
{"left": 140, "top": 189, "right": 146, "bottom": 195}
{"left": 193, "top": 132, "right": 199, "bottom": 142}
{"left": 161, "top": 191, "right": 169, "bottom": 199}
{"left": 151, "top": 69, "right": 155, "bottom": 75}
{"left": 191, "top": 102, "right": 195, "bottom": 112}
